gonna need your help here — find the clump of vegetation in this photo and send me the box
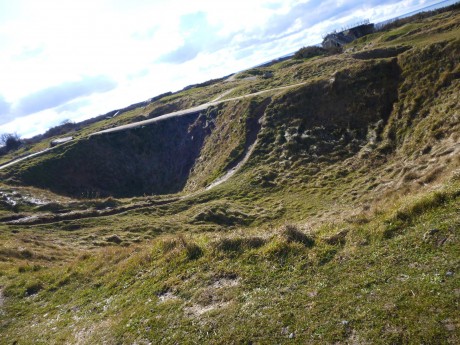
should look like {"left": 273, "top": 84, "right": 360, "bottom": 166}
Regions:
{"left": 25, "top": 281, "right": 44, "bottom": 296}
{"left": 161, "top": 235, "right": 203, "bottom": 261}
{"left": 212, "top": 236, "right": 266, "bottom": 254}
{"left": 106, "top": 234, "right": 123, "bottom": 244}
{"left": 280, "top": 224, "right": 315, "bottom": 247}
{"left": 192, "top": 204, "right": 254, "bottom": 226}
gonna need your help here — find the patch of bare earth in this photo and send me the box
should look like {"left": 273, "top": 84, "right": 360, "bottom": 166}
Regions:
{"left": 185, "top": 301, "right": 231, "bottom": 317}
{"left": 0, "top": 287, "right": 5, "bottom": 314}
{"left": 157, "top": 291, "right": 180, "bottom": 303}
{"left": 184, "top": 276, "right": 240, "bottom": 317}
{"left": 212, "top": 277, "right": 240, "bottom": 289}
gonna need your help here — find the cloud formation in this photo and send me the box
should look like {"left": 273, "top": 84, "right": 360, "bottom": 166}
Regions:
{"left": 13, "top": 75, "right": 117, "bottom": 118}
{"left": 158, "top": 12, "right": 224, "bottom": 64}
{"left": 158, "top": 0, "right": 406, "bottom": 65}
{"left": 0, "top": 95, "right": 11, "bottom": 122}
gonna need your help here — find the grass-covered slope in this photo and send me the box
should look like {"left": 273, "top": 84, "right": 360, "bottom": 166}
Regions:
{"left": 0, "top": 7, "right": 459, "bottom": 345}
{"left": 0, "top": 178, "right": 459, "bottom": 344}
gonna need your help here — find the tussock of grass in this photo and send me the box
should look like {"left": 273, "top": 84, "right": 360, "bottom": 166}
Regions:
{"left": 379, "top": 181, "right": 460, "bottom": 239}
{"left": 280, "top": 224, "right": 315, "bottom": 247}
{"left": 0, "top": 247, "right": 34, "bottom": 260}
{"left": 212, "top": 236, "right": 266, "bottom": 254}
{"left": 161, "top": 235, "right": 203, "bottom": 261}
{"left": 25, "top": 281, "right": 43, "bottom": 296}
{"left": 322, "top": 228, "right": 349, "bottom": 245}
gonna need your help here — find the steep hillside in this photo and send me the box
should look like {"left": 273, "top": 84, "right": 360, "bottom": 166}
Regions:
{"left": 0, "top": 7, "right": 459, "bottom": 345}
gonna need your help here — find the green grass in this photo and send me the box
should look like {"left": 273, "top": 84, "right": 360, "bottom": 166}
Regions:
{"left": 0, "top": 180, "right": 458, "bottom": 344}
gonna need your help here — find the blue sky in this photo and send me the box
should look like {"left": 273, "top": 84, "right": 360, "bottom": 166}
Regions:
{"left": 0, "top": 0, "right": 446, "bottom": 138}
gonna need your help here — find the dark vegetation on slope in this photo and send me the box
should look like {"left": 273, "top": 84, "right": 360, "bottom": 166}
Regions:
{"left": 257, "top": 59, "right": 400, "bottom": 163}
{"left": 9, "top": 111, "right": 213, "bottom": 198}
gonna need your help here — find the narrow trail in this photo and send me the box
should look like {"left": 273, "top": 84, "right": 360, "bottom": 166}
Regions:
{"left": 90, "top": 82, "right": 306, "bottom": 136}
{"left": 0, "top": 82, "right": 306, "bottom": 173}
{"left": 0, "top": 148, "right": 52, "bottom": 171}
{"left": 206, "top": 139, "right": 258, "bottom": 190}
{"left": 210, "top": 88, "right": 235, "bottom": 102}
{"left": 0, "top": 288, "right": 5, "bottom": 313}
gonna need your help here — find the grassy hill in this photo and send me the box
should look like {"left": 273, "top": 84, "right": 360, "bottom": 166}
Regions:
{"left": 0, "top": 6, "right": 459, "bottom": 344}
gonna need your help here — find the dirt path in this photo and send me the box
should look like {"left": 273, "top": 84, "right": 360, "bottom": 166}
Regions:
{"left": 90, "top": 82, "right": 306, "bottom": 136}
{"left": 206, "top": 139, "right": 258, "bottom": 190}
{"left": 0, "top": 148, "right": 52, "bottom": 171}
{"left": 210, "top": 88, "right": 235, "bottom": 102}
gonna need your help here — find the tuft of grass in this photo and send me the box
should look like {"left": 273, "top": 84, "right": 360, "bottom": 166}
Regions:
{"left": 184, "top": 242, "right": 203, "bottom": 261}
{"left": 382, "top": 185, "right": 459, "bottom": 239}
{"left": 322, "top": 228, "right": 349, "bottom": 245}
{"left": 281, "top": 224, "right": 315, "bottom": 247}
{"left": 106, "top": 234, "right": 123, "bottom": 244}
{"left": 212, "top": 236, "right": 266, "bottom": 254}
{"left": 161, "top": 235, "right": 203, "bottom": 261}
{"left": 395, "top": 190, "right": 449, "bottom": 222}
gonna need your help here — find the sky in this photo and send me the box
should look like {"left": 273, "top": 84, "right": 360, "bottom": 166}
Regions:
{"left": 0, "top": 0, "right": 449, "bottom": 138}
